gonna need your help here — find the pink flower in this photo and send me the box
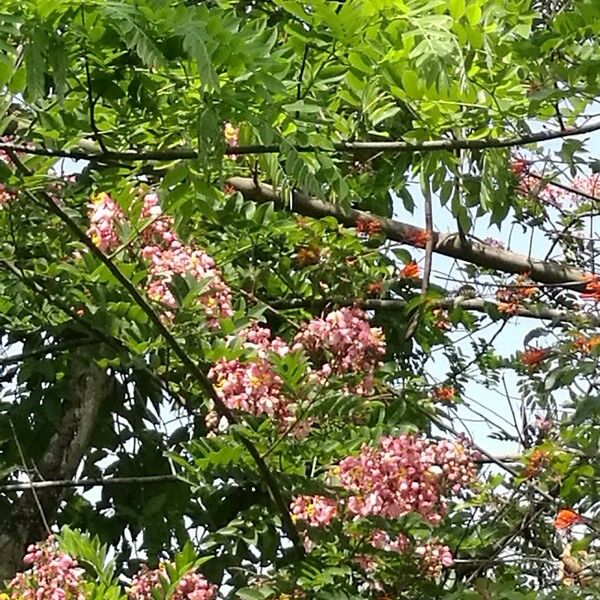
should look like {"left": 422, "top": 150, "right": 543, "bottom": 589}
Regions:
{"left": 293, "top": 307, "right": 385, "bottom": 394}
{"left": 414, "top": 541, "right": 454, "bottom": 580}
{"left": 290, "top": 495, "right": 338, "bottom": 527}
{"left": 8, "top": 538, "right": 85, "bottom": 600}
{"left": 209, "top": 325, "right": 295, "bottom": 424}
{"left": 129, "top": 564, "right": 216, "bottom": 600}
{"left": 338, "top": 434, "right": 477, "bottom": 524}
{"left": 86, "top": 192, "right": 125, "bottom": 252}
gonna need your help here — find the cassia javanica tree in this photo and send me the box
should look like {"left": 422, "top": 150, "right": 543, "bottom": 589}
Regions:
{"left": 2, "top": 0, "right": 600, "bottom": 598}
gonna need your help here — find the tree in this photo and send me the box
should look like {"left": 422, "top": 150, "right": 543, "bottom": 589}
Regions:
{"left": 1, "top": 0, "right": 600, "bottom": 597}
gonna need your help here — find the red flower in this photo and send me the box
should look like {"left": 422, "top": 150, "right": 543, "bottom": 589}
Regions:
{"left": 400, "top": 261, "right": 420, "bottom": 279}
{"left": 554, "top": 509, "right": 582, "bottom": 531}
{"left": 581, "top": 275, "right": 600, "bottom": 302}
{"left": 521, "top": 347, "right": 548, "bottom": 366}
{"left": 432, "top": 386, "right": 456, "bottom": 402}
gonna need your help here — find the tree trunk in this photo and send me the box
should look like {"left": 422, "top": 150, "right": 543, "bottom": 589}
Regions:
{"left": 0, "top": 363, "right": 110, "bottom": 583}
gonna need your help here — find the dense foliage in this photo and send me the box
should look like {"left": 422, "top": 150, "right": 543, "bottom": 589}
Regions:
{"left": 2, "top": 0, "right": 600, "bottom": 598}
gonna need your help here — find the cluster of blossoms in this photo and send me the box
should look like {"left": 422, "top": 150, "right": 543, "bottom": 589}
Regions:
{"left": 223, "top": 122, "right": 239, "bottom": 160}
{"left": 431, "top": 385, "right": 456, "bottom": 403}
{"left": 496, "top": 273, "right": 537, "bottom": 315}
{"left": 554, "top": 509, "right": 583, "bottom": 531}
{"left": 86, "top": 191, "right": 233, "bottom": 324}
{"left": 129, "top": 563, "right": 216, "bottom": 600}
{"left": 357, "top": 530, "right": 453, "bottom": 581}
{"left": 572, "top": 334, "right": 600, "bottom": 354}
{"left": 406, "top": 227, "right": 430, "bottom": 248}
{"left": 209, "top": 308, "right": 385, "bottom": 427}
{"left": 6, "top": 538, "right": 84, "bottom": 600}
{"left": 510, "top": 156, "right": 562, "bottom": 206}
{"left": 400, "top": 261, "right": 419, "bottom": 279}
{"left": 209, "top": 325, "right": 293, "bottom": 423}
{"left": 290, "top": 494, "right": 338, "bottom": 527}
{"left": 511, "top": 155, "right": 600, "bottom": 208}
{"left": 337, "top": 434, "right": 477, "bottom": 525}
{"left": 522, "top": 447, "right": 550, "bottom": 478}
{"left": 581, "top": 274, "right": 600, "bottom": 302}
{"left": 293, "top": 307, "right": 385, "bottom": 394}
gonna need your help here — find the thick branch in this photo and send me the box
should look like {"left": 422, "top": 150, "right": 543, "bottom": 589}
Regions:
{"left": 1, "top": 120, "right": 600, "bottom": 161}
{"left": 228, "top": 177, "right": 589, "bottom": 291}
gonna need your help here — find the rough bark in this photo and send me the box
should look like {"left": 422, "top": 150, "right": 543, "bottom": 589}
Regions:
{"left": 0, "top": 363, "right": 110, "bottom": 583}
{"left": 227, "top": 177, "right": 589, "bottom": 291}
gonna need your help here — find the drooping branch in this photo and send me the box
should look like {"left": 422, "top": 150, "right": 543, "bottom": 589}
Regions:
{"left": 1, "top": 119, "right": 600, "bottom": 162}
{"left": 227, "top": 177, "right": 590, "bottom": 291}
{"left": 24, "top": 188, "right": 302, "bottom": 551}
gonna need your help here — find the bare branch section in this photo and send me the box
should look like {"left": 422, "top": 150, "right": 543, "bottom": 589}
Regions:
{"left": 1, "top": 120, "right": 600, "bottom": 161}
{"left": 227, "top": 177, "right": 589, "bottom": 291}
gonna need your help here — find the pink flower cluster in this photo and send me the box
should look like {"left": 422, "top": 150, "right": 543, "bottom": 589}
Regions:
{"left": 511, "top": 155, "right": 600, "bottom": 207}
{"left": 290, "top": 495, "right": 338, "bottom": 527}
{"left": 338, "top": 434, "right": 477, "bottom": 525}
{"left": 293, "top": 307, "right": 385, "bottom": 393}
{"left": 208, "top": 325, "right": 293, "bottom": 421}
{"left": 7, "top": 538, "right": 84, "bottom": 600}
{"left": 129, "top": 563, "right": 216, "bottom": 600}
{"left": 358, "top": 531, "right": 453, "bottom": 581}
{"left": 86, "top": 191, "right": 233, "bottom": 324}
{"left": 415, "top": 541, "right": 454, "bottom": 580}
{"left": 138, "top": 193, "right": 233, "bottom": 323}
{"left": 86, "top": 192, "right": 125, "bottom": 252}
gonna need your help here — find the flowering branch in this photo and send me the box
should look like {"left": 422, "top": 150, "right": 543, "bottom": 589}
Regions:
{"left": 23, "top": 187, "right": 302, "bottom": 551}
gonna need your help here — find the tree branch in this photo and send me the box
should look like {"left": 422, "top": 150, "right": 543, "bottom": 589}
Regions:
{"left": 266, "top": 296, "right": 600, "bottom": 326}
{"left": 2, "top": 120, "right": 600, "bottom": 162}
{"left": 228, "top": 177, "right": 589, "bottom": 291}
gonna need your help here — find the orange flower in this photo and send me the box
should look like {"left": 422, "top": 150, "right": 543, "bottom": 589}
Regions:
{"left": 554, "top": 509, "right": 583, "bottom": 531}
{"left": 573, "top": 335, "right": 600, "bottom": 354}
{"left": 400, "top": 261, "right": 420, "bottom": 279}
{"left": 516, "top": 273, "right": 538, "bottom": 298}
{"left": 296, "top": 245, "right": 321, "bottom": 266}
{"left": 406, "top": 227, "right": 430, "bottom": 248}
{"left": 432, "top": 386, "right": 456, "bottom": 402}
{"left": 581, "top": 275, "right": 600, "bottom": 302}
{"left": 498, "top": 301, "right": 519, "bottom": 315}
{"left": 522, "top": 448, "right": 549, "bottom": 478}
{"left": 355, "top": 215, "right": 382, "bottom": 237}
{"left": 365, "top": 280, "right": 384, "bottom": 296}
{"left": 521, "top": 347, "right": 548, "bottom": 366}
